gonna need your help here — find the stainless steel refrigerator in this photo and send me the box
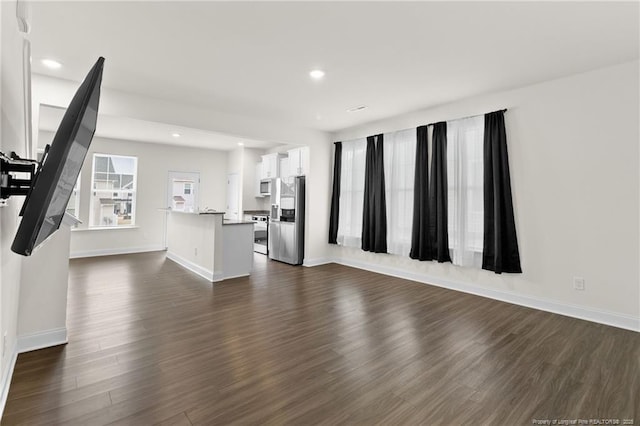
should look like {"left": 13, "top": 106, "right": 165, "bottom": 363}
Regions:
{"left": 268, "top": 176, "right": 305, "bottom": 265}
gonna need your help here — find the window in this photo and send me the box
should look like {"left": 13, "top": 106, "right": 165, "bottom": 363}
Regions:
{"left": 337, "top": 138, "right": 367, "bottom": 248}
{"left": 89, "top": 154, "right": 137, "bottom": 227}
{"left": 336, "top": 133, "right": 417, "bottom": 254}
{"left": 168, "top": 172, "right": 199, "bottom": 213}
{"left": 383, "top": 129, "right": 416, "bottom": 256}
{"left": 447, "top": 116, "right": 484, "bottom": 267}
{"left": 171, "top": 179, "right": 196, "bottom": 212}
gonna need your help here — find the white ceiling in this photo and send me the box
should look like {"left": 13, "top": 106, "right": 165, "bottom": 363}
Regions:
{"left": 38, "top": 104, "right": 281, "bottom": 151}
{"left": 29, "top": 1, "right": 639, "bottom": 133}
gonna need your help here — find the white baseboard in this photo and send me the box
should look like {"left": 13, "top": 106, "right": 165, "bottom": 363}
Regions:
{"left": 70, "top": 245, "right": 165, "bottom": 259}
{"left": 221, "top": 273, "right": 249, "bottom": 281}
{"left": 332, "top": 257, "right": 640, "bottom": 332}
{"left": 0, "top": 343, "right": 17, "bottom": 419}
{"left": 166, "top": 251, "right": 214, "bottom": 282}
{"left": 303, "top": 257, "right": 332, "bottom": 267}
{"left": 17, "top": 328, "right": 68, "bottom": 354}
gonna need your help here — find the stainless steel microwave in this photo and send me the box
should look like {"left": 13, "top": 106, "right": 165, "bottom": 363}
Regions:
{"left": 259, "top": 178, "right": 272, "bottom": 196}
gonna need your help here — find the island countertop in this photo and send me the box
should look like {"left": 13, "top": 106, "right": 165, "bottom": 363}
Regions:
{"left": 173, "top": 210, "right": 225, "bottom": 215}
{"left": 222, "top": 219, "right": 254, "bottom": 226}
{"left": 157, "top": 208, "right": 226, "bottom": 215}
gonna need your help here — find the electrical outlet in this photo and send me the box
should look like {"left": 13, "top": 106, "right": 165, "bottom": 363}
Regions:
{"left": 573, "top": 277, "right": 585, "bottom": 291}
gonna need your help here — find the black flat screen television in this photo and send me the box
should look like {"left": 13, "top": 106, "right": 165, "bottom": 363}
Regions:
{"left": 11, "top": 57, "right": 104, "bottom": 256}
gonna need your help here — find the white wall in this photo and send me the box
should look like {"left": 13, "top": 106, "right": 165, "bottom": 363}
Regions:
{"left": 35, "top": 132, "right": 229, "bottom": 257}
{"left": 32, "top": 74, "right": 333, "bottom": 262}
{"left": 0, "top": 0, "right": 26, "bottom": 410}
{"left": 331, "top": 60, "right": 640, "bottom": 330}
{"left": 226, "top": 147, "right": 244, "bottom": 218}
{"left": 18, "top": 225, "right": 70, "bottom": 349}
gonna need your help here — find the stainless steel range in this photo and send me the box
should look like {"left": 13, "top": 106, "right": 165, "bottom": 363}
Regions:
{"left": 251, "top": 215, "right": 268, "bottom": 254}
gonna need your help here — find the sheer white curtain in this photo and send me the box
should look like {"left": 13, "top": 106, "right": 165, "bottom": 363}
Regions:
{"left": 337, "top": 138, "right": 367, "bottom": 248}
{"left": 384, "top": 129, "right": 416, "bottom": 256}
{"left": 447, "top": 116, "right": 484, "bottom": 267}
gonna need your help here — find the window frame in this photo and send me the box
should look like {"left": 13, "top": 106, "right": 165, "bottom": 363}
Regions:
{"left": 383, "top": 128, "right": 416, "bottom": 256}
{"left": 89, "top": 153, "right": 138, "bottom": 228}
{"left": 336, "top": 138, "right": 367, "bottom": 248}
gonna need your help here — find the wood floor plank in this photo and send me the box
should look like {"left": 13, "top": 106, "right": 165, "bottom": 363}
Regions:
{"left": 153, "top": 412, "right": 193, "bottom": 426}
{"left": 2, "top": 251, "right": 639, "bottom": 425}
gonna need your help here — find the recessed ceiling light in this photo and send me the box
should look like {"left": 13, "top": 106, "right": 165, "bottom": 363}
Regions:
{"left": 309, "top": 69, "right": 325, "bottom": 80}
{"left": 41, "top": 58, "right": 62, "bottom": 69}
{"left": 346, "top": 105, "right": 368, "bottom": 113}
{"left": 171, "top": 133, "right": 181, "bottom": 138}
{"left": 237, "top": 142, "right": 244, "bottom": 146}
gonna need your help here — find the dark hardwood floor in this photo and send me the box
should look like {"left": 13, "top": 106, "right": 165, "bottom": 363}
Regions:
{"left": 2, "top": 252, "right": 639, "bottom": 425}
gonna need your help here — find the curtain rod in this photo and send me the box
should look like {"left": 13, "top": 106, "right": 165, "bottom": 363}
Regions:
{"left": 336, "top": 108, "right": 508, "bottom": 144}
{"left": 426, "top": 108, "right": 507, "bottom": 127}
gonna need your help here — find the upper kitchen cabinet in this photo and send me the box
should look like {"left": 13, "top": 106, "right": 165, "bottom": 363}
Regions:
{"left": 279, "top": 156, "right": 289, "bottom": 180}
{"left": 255, "top": 163, "right": 264, "bottom": 197}
{"left": 287, "top": 147, "right": 310, "bottom": 176}
{"left": 260, "top": 153, "right": 286, "bottom": 179}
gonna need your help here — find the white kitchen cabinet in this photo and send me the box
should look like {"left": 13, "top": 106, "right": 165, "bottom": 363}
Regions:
{"left": 279, "top": 156, "right": 290, "bottom": 179}
{"left": 261, "top": 153, "right": 286, "bottom": 179}
{"left": 287, "top": 146, "right": 310, "bottom": 176}
{"left": 261, "top": 154, "right": 277, "bottom": 179}
{"left": 255, "top": 163, "right": 264, "bottom": 197}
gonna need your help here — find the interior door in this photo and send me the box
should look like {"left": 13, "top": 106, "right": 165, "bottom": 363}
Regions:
{"left": 226, "top": 173, "right": 240, "bottom": 220}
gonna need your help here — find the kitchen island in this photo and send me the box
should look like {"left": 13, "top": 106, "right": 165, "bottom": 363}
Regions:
{"left": 166, "top": 211, "right": 254, "bottom": 282}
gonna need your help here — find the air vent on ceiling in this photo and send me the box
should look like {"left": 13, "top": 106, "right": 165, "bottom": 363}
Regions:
{"left": 346, "top": 105, "right": 368, "bottom": 113}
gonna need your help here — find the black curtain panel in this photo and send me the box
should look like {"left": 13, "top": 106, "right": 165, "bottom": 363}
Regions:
{"left": 429, "top": 122, "right": 452, "bottom": 263}
{"left": 362, "top": 136, "right": 376, "bottom": 251}
{"left": 328, "top": 142, "right": 342, "bottom": 244}
{"left": 373, "top": 134, "right": 387, "bottom": 252}
{"left": 409, "top": 125, "right": 434, "bottom": 260}
{"left": 482, "top": 110, "right": 522, "bottom": 274}
{"left": 361, "top": 135, "right": 387, "bottom": 253}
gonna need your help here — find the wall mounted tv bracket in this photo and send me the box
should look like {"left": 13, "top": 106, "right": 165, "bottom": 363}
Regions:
{"left": 0, "top": 147, "right": 48, "bottom": 207}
